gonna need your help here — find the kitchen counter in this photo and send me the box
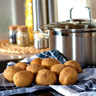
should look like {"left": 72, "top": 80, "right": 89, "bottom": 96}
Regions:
{"left": 0, "top": 33, "right": 34, "bottom": 61}
{"left": 0, "top": 52, "right": 35, "bottom": 61}
{"left": 0, "top": 33, "right": 49, "bottom": 61}
{"left": 0, "top": 33, "right": 34, "bottom": 72}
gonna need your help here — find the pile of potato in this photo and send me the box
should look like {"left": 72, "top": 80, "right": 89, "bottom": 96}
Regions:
{"left": 3, "top": 58, "right": 82, "bottom": 87}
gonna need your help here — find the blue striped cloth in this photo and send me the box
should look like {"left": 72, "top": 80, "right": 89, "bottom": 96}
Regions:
{"left": 0, "top": 50, "right": 96, "bottom": 96}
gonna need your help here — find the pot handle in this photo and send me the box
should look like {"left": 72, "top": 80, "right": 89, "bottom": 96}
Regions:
{"left": 39, "top": 25, "right": 49, "bottom": 36}
{"left": 70, "top": 6, "right": 91, "bottom": 23}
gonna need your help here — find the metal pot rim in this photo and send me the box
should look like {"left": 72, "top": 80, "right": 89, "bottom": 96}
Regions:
{"left": 48, "top": 19, "right": 96, "bottom": 32}
{"left": 53, "top": 28, "right": 96, "bottom": 33}
{"left": 39, "top": 19, "right": 96, "bottom": 35}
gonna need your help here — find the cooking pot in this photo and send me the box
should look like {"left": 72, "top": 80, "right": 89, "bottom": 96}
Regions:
{"left": 39, "top": 7, "right": 96, "bottom": 65}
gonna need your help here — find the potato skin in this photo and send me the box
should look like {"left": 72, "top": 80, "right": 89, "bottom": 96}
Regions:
{"left": 30, "top": 58, "right": 42, "bottom": 65}
{"left": 41, "top": 58, "right": 61, "bottom": 69}
{"left": 26, "top": 64, "right": 45, "bottom": 74}
{"left": 3, "top": 66, "right": 23, "bottom": 82}
{"left": 50, "top": 64, "right": 66, "bottom": 76}
{"left": 35, "top": 69, "right": 57, "bottom": 86}
{"left": 59, "top": 67, "right": 78, "bottom": 85}
{"left": 64, "top": 60, "right": 82, "bottom": 73}
{"left": 14, "top": 62, "right": 27, "bottom": 70}
{"left": 13, "top": 71, "right": 34, "bottom": 87}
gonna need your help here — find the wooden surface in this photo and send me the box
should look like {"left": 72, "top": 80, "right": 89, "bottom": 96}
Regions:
{"left": 0, "top": 39, "right": 49, "bottom": 61}
{"left": 0, "top": 39, "right": 49, "bottom": 54}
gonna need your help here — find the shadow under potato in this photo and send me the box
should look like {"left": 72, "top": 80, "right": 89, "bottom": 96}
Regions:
{"left": 0, "top": 59, "right": 21, "bottom": 73}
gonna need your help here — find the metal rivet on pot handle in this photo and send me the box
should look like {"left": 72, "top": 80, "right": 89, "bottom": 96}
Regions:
{"left": 70, "top": 6, "right": 91, "bottom": 24}
{"left": 39, "top": 25, "right": 49, "bottom": 36}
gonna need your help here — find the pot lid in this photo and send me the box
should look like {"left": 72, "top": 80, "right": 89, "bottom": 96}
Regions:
{"left": 47, "top": 19, "right": 96, "bottom": 33}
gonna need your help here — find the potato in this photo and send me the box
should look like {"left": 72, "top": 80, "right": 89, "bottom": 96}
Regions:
{"left": 50, "top": 64, "right": 66, "bottom": 76}
{"left": 41, "top": 58, "right": 61, "bottom": 69}
{"left": 3, "top": 66, "right": 23, "bottom": 82}
{"left": 59, "top": 67, "right": 78, "bottom": 85}
{"left": 64, "top": 60, "right": 82, "bottom": 73}
{"left": 13, "top": 71, "right": 34, "bottom": 87}
{"left": 14, "top": 62, "right": 27, "bottom": 70}
{"left": 26, "top": 64, "right": 45, "bottom": 74}
{"left": 35, "top": 69, "right": 57, "bottom": 86}
{"left": 30, "top": 58, "right": 42, "bottom": 65}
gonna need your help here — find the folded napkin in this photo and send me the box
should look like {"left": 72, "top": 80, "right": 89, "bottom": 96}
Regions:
{"left": 0, "top": 50, "right": 96, "bottom": 96}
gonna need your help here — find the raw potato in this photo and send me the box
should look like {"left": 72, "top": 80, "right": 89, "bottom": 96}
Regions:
{"left": 14, "top": 62, "right": 27, "bottom": 70}
{"left": 3, "top": 66, "right": 23, "bottom": 82}
{"left": 13, "top": 71, "right": 34, "bottom": 87}
{"left": 30, "top": 58, "right": 42, "bottom": 65}
{"left": 50, "top": 64, "right": 66, "bottom": 76}
{"left": 41, "top": 58, "right": 61, "bottom": 69}
{"left": 64, "top": 60, "right": 82, "bottom": 73}
{"left": 59, "top": 67, "right": 78, "bottom": 85}
{"left": 26, "top": 64, "right": 45, "bottom": 74}
{"left": 35, "top": 69, "right": 57, "bottom": 86}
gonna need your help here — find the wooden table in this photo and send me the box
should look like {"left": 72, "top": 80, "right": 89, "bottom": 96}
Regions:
{"left": 0, "top": 33, "right": 49, "bottom": 61}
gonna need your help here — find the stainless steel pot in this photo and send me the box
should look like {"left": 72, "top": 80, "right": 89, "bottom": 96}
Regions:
{"left": 39, "top": 7, "right": 96, "bottom": 65}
